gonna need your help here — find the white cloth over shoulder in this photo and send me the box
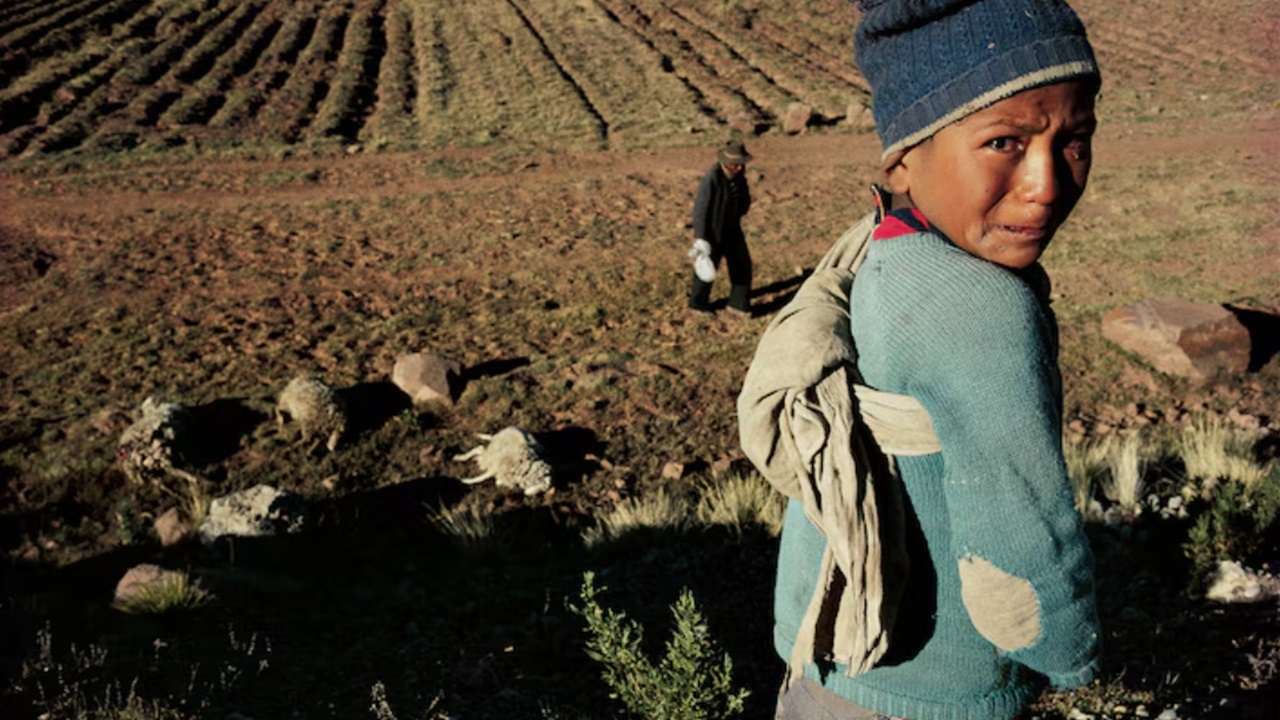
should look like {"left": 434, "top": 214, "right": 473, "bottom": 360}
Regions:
{"left": 737, "top": 211, "right": 941, "bottom": 683}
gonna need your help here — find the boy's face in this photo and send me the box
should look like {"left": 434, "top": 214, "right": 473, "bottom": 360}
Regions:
{"left": 887, "top": 80, "right": 1097, "bottom": 269}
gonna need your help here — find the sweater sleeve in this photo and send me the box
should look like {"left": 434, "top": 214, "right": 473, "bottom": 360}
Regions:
{"left": 692, "top": 168, "right": 715, "bottom": 240}
{"left": 892, "top": 251, "right": 1101, "bottom": 688}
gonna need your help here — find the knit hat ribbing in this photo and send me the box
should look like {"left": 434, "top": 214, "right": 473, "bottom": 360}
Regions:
{"left": 854, "top": 0, "right": 1100, "bottom": 166}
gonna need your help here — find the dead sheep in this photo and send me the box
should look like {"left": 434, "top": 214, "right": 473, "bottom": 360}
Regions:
{"left": 117, "top": 396, "right": 191, "bottom": 484}
{"left": 454, "top": 427, "right": 553, "bottom": 496}
{"left": 275, "top": 374, "right": 347, "bottom": 452}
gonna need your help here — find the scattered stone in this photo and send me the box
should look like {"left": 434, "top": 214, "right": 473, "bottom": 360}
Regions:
{"left": 90, "top": 407, "right": 133, "bottom": 438}
{"left": 1067, "top": 709, "right": 1096, "bottom": 720}
{"left": 1226, "top": 407, "right": 1262, "bottom": 431}
{"left": 198, "top": 484, "right": 307, "bottom": 545}
{"left": 845, "top": 101, "right": 876, "bottom": 131}
{"left": 1101, "top": 297, "right": 1251, "bottom": 379}
{"left": 1204, "top": 559, "right": 1280, "bottom": 602}
{"left": 711, "top": 457, "right": 734, "bottom": 477}
{"left": 781, "top": 102, "right": 811, "bottom": 135}
{"left": 727, "top": 111, "right": 760, "bottom": 135}
{"left": 345, "top": 143, "right": 363, "bottom": 155}
{"left": 153, "top": 507, "right": 192, "bottom": 547}
{"left": 662, "top": 461, "right": 685, "bottom": 480}
{"left": 1156, "top": 710, "right": 1179, "bottom": 720}
{"left": 114, "top": 564, "right": 184, "bottom": 604}
{"left": 392, "top": 352, "right": 463, "bottom": 406}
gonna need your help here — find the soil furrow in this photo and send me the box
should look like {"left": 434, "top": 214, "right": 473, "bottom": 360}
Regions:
{"left": 589, "top": 0, "right": 720, "bottom": 123}
{"left": 669, "top": 5, "right": 844, "bottom": 118}
{"left": 749, "top": 19, "right": 868, "bottom": 93}
{"left": 0, "top": 0, "right": 187, "bottom": 150}
{"left": 637, "top": 0, "right": 783, "bottom": 122}
{"left": 207, "top": 1, "right": 319, "bottom": 129}
{"left": 0, "top": 0, "right": 151, "bottom": 81}
{"left": 171, "top": 0, "right": 269, "bottom": 86}
{"left": 309, "top": 0, "right": 387, "bottom": 142}
{"left": 504, "top": 0, "right": 608, "bottom": 141}
{"left": 0, "top": 0, "right": 87, "bottom": 38}
{"left": 363, "top": 0, "right": 419, "bottom": 146}
{"left": 257, "top": 6, "right": 350, "bottom": 143}
{"left": 593, "top": 0, "right": 759, "bottom": 127}
{"left": 113, "top": 0, "right": 242, "bottom": 129}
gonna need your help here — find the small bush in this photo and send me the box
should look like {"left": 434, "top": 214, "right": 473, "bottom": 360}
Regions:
{"left": 573, "top": 572, "right": 749, "bottom": 720}
{"left": 1184, "top": 464, "right": 1280, "bottom": 580}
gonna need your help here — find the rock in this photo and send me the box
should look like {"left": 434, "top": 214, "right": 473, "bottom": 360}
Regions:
{"left": 711, "top": 457, "right": 734, "bottom": 477}
{"left": 726, "top": 111, "right": 760, "bottom": 135}
{"left": 781, "top": 102, "right": 811, "bottom": 135}
{"left": 198, "top": 484, "right": 307, "bottom": 545}
{"left": 845, "top": 101, "right": 876, "bottom": 131}
{"left": 153, "top": 507, "right": 192, "bottom": 546}
{"left": 1101, "top": 298, "right": 1251, "bottom": 379}
{"left": 89, "top": 407, "right": 133, "bottom": 438}
{"left": 114, "top": 564, "right": 183, "bottom": 604}
{"left": 1204, "top": 559, "right": 1280, "bottom": 602}
{"left": 661, "top": 461, "right": 685, "bottom": 480}
{"left": 392, "top": 352, "right": 463, "bottom": 406}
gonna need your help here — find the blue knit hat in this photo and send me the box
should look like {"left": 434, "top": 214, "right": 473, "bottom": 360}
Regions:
{"left": 854, "top": 0, "right": 1100, "bottom": 166}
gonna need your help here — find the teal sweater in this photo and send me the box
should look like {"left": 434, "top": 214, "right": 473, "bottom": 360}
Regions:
{"left": 773, "top": 219, "right": 1101, "bottom": 719}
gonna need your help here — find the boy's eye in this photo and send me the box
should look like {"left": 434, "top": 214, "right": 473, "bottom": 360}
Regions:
{"left": 985, "top": 136, "right": 1022, "bottom": 152}
{"left": 1063, "top": 136, "right": 1092, "bottom": 161}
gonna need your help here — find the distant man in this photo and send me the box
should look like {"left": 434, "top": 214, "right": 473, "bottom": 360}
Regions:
{"left": 688, "top": 139, "right": 753, "bottom": 315}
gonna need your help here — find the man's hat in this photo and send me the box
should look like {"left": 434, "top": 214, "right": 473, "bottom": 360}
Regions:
{"left": 717, "top": 139, "right": 752, "bottom": 165}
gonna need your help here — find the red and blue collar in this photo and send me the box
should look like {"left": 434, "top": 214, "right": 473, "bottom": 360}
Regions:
{"left": 873, "top": 207, "right": 932, "bottom": 241}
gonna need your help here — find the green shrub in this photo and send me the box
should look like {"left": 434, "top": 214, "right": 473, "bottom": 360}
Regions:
{"left": 1184, "top": 465, "right": 1280, "bottom": 580}
{"left": 573, "top": 572, "right": 749, "bottom": 720}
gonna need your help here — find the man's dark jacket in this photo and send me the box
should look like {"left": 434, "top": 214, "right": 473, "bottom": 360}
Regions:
{"left": 692, "top": 163, "right": 751, "bottom": 245}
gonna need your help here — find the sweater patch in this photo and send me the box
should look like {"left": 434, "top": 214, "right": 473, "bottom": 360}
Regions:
{"left": 958, "top": 554, "right": 1042, "bottom": 652}
{"left": 873, "top": 208, "right": 931, "bottom": 241}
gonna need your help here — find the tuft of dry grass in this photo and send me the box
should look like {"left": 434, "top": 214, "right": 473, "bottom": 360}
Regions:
{"left": 113, "top": 572, "right": 213, "bottom": 615}
{"left": 695, "top": 472, "right": 785, "bottom": 537}
{"left": 582, "top": 489, "right": 692, "bottom": 548}
{"left": 1063, "top": 435, "right": 1113, "bottom": 515}
{"left": 425, "top": 502, "right": 497, "bottom": 546}
{"left": 1177, "top": 414, "right": 1268, "bottom": 489}
{"left": 1103, "top": 432, "right": 1146, "bottom": 513}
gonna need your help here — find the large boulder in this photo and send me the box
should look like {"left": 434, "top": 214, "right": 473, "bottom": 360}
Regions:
{"left": 198, "top": 484, "right": 307, "bottom": 545}
{"left": 392, "top": 352, "right": 463, "bottom": 406}
{"left": 1101, "top": 297, "right": 1251, "bottom": 379}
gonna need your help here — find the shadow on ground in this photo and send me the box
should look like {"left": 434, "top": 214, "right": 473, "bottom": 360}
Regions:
{"left": 3, "top": 480, "right": 1278, "bottom": 719}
